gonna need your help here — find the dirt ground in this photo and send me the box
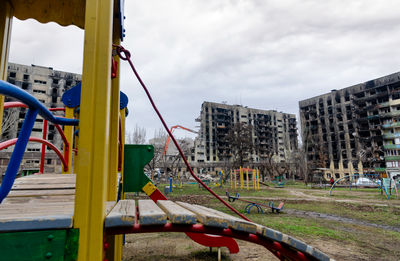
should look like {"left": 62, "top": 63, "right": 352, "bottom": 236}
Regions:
{"left": 122, "top": 187, "right": 400, "bottom": 261}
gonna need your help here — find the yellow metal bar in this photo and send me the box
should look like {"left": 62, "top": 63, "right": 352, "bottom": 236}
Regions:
{"left": 143, "top": 181, "right": 157, "bottom": 196}
{"left": 107, "top": 46, "right": 120, "bottom": 201}
{"left": 240, "top": 167, "right": 244, "bottom": 189}
{"left": 252, "top": 169, "right": 254, "bottom": 190}
{"left": 257, "top": 169, "right": 260, "bottom": 190}
{"left": 120, "top": 108, "right": 126, "bottom": 189}
{"left": 0, "top": 2, "right": 13, "bottom": 134}
{"left": 234, "top": 169, "right": 237, "bottom": 190}
{"left": 230, "top": 169, "right": 232, "bottom": 189}
{"left": 74, "top": 0, "right": 114, "bottom": 260}
{"left": 62, "top": 108, "right": 74, "bottom": 174}
{"left": 246, "top": 167, "right": 249, "bottom": 191}
{"left": 105, "top": 34, "right": 122, "bottom": 261}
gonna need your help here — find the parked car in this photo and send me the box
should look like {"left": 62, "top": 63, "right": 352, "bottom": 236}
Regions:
{"left": 352, "top": 177, "right": 378, "bottom": 187}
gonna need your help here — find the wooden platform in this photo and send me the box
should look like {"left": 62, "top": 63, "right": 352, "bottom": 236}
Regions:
{"left": 0, "top": 174, "right": 331, "bottom": 261}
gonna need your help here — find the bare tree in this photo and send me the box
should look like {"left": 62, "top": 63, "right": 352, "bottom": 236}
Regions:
{"left": 166, "top": 138, "right": 193, "bottom": 180}
{"left": 1, "top": 108, "right": 18, "bottom": 142}
{"left": 125, "top": 124, "right": 147, "bottom": 144}
{"left": 147, "top": 128, "right": 168, "bottom": 181}
{"left": 223, "top": 122, "right": 254, "bottom": 168}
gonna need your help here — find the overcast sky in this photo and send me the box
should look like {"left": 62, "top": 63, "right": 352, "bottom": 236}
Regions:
{"left": 8, "top": 0, "right": 400, "bottom": 140}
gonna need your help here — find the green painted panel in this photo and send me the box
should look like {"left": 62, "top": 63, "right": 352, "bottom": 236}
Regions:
{"left": 64, "top": 229, "right": 79, "bottom": 261}
{"left": 123, "top": 144, "right": 154, "bottom": 192}
{"left": 0, "top": 230, "right": 69, "bottom": 261}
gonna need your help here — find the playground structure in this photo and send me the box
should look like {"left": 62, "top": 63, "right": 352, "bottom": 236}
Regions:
{"left": 230, "top": 167, "right": 260, "bottom": 191}
{"left": 329, "top": 173, "right": 398, "bottom": 200}
{"left": 227, "top": 191, "right": 285, "bottom": 214}
{"left": 0, "top": 1, "right": 332, "bottom": 261}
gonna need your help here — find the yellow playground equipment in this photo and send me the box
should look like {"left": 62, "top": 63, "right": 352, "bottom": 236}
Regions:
{"left": 0, "top": 1, "right": 332, "bottom": 260}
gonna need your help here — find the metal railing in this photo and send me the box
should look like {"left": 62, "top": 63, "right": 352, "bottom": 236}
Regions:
{"left": 0, "top": 80, "right": 78, "bottom": 203}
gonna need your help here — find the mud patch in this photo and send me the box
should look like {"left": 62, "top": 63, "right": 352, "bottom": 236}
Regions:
{"left": 285, "top": 209, "right": 400, "bottom": 232}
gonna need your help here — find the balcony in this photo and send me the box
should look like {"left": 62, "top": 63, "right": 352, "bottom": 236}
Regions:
{"left": 384, "top": 155, "right": 400, "bottom": 161}
{"left": 383, "top": 144, "right": 400, "bottom": 149}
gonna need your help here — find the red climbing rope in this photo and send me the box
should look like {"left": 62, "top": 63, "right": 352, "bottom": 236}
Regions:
{"left": 114, "top": 45, "right": 251, "bottom": 222}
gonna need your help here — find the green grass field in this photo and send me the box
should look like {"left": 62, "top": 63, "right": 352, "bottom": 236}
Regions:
{"left": 126, "top": 182, "right": 400, "bottom": 261}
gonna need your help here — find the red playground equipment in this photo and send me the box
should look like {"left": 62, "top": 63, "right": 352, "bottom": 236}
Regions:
{"left": 0, "top": 1, "right": 332, "bottom": 260}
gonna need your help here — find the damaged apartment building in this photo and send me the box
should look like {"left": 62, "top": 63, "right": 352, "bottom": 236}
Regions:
{"left": 1, "top": 63, "right": 81, "bottom": 175}
{"left": 194, "top": 102, "right": 298, "bottom": 166}
{"left": 299, "top": 71, "right": 400, "bottom": 181}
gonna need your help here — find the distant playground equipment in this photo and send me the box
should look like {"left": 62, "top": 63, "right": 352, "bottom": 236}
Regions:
{"left": 230, "top": 167, "right": 260, "bottom": 191}
{"left": 329, "top": 174, "right": 392, "bottom": 200}
{"left": 272, "top": 176, "right": 287, "bottom": 188}
{"left": 226, "top": 192, "right": 285, "bottom": 214}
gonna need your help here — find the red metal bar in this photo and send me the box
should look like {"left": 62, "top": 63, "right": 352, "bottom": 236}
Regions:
{"left": 54, "top": 124, "right": 70, "bottom": 172}
{"left": 107, "top": 223, "right": 313, "bottom": 261}
{"left": 115, "top": 45, "right": 250, "bottom": 222}
{"left": 49, "top": 108, "right": 65, "bottom": 112}
{"left": 39, "top": 120, "right": 48, "bottom": 173}
{"left": 0, "top": 137, "right": 68, "bottom": 171}
{"left": 146, "top": 187, "right": 239, "bottom": 253}
{"left": 4, "top": 102, "right": 65, "bottom": 112}
{"left": 0, "top": 102, "right": 70, "bottom": 173}
{"left": 4, "top": 101, "right": 27, "bottom": 109}
{"left": 4, "top": 102, "right": 69, "bottom": 171}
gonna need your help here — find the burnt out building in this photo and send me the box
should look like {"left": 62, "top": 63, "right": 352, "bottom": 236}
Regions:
{"left": 1, "top": 63, "right": 81, "bottom": 174}
{"left": 299, "top": 72, "right": 400, "bottom": 179}
{"left": 194, "top": 102, "right": 298, "bottom": 164}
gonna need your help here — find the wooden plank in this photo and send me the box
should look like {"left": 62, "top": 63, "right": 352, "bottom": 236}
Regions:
{"left": 138, "top": 200, "right": 167, "bottom": 225}
{"left": 196, "top": 204, "right": 258, "bottom": 234}
{"left": 2, "top": 195, "right": 75, "bottom": 205}
{"left": 177, "top": 202, "right": 258, "bottom": 233}
{"left": 13, "top": 174, "right": 76, "bottom": 183}
{"left": 0, "top": 202, "right": 74, "bottom": 232}
{"left": 176, "top": 202, "right": 229, "bottom": 229}
{"left": 7, "top": 189, "right": 76, "bottom": 197}
{"left": 105, "top": 200, "right": 135, "bottom": 227}
{"left": 11, "top": 183, "right": 75, "bottom": 190}
{"left": 157, "top": 200, "right": 197, "bottom": 225}
{"left": 0, "top": 199, "right": 114, "bottom": 232}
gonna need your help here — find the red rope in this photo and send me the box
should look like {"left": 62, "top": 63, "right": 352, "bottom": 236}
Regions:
{"left": 115, "top": 45, "right": 251, "bottom": 222}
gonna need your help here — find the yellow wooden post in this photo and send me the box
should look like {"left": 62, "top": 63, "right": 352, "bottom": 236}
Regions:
{"left": 221, "top": 170, "right": 224, "bottom": 186}
{"left": 234, "top": 169, "right": 237, "bottom": 190}
{"left": 230, "top": 169, "right": 233, "bottom": 189}
{"left": 255, "top": 169, "right": 258, "bottom": 190}
{"left": 0, "top": 1, "right": 13, "bottom": 134}
{"left": 120, "top": 108, "right": 126, "bottom": 182}
{"left": 74, "top": 0, "right": 114, "bottom": 260}
{"left": 252, "top": 169, "right": 255, "bottom": 190}
{"left": 62, "top": 108, "right": 74, "bottom": 174}
{"left": 105, "top": 32, "right": 123, "bottom": 260}
{"left": 246, "top": 167, "right": 249, "bottom": 191}
{"left": 257, "top": 169, "right": 260, "bottom": 190}
{"left": 239, "top": 167, "right": 241, "bottom": 189}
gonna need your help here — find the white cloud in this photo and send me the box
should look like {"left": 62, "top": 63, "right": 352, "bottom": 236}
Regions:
{"left": 8, "top": 0, "right": 400, "bottom": 140}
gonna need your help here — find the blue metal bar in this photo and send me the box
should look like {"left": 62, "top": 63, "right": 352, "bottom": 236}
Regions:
{"left": 0, "top": 109, "right": 38, "bottom": 203}
{"left": 329, "top": 174, "right": 390, "bottom": 200}
{"left": 0, "top": 81, "right": 80, "bottom": 203}
{"left": 0, "top": 80, "right": 78, "bottom": 126}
